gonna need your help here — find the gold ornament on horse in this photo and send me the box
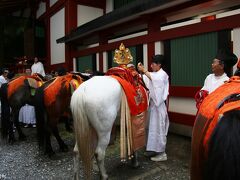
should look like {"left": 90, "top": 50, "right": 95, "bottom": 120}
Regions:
{"left": 113, "top": 43, "right": 133, "bottom": 65}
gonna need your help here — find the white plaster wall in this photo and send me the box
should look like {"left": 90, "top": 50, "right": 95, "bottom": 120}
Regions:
{"left": 233, "top": 28, "right": 240, "bottom": 73}
{"left": 50, "top": 8, "right": 65, "bottom": 65}
{"left": 161, "top": 19, "right": 200, "bottom": 31}
{"left": 143, "top": 44, "right": 148, "bottom": 67}
{"left": 168, "top": 97, "right": 196, "bottom": 137}
{"left": 73, "top": 58, "right": 76, "bottom": 72}
{"left": 108, "top": 31, "right": 147, "bottom": 43}
{"left": 87, "top": 43, "right": 99, "bottom": 48}
{"left": 169, "top": 123, "right": 193, "bottom": 137}
{"left": 216, "top": 8, "right": 240, "bottom": 19}
{"left": 168, "top": 97, "right": 197, "bottom": 115}
{"left": 96, "top": 53, "right": 100, "bottom": 71}
{"left": 106, "top": 0, "right": 114, "bottom": 14}
{"left": 36, "top": 1, "right": 46, "bottom": 18}
{"left": 50, "top": 0, "right": 58, "bottom": 7}
{"left": 154, "top": 41, "right": 164, "bottom": 55}
{"left": 103, "top": 52, "right": 108, "bottom": 72}
{"left": 77, "top": 5, "right": 103, "bottom": 26}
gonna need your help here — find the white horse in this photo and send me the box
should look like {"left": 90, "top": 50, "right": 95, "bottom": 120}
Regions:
{"left": 71, "top": 76, "right": 139, "bottom": 180}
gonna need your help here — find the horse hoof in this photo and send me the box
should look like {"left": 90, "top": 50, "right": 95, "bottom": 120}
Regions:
{"left": 131, "top": 161, "right": 140, "bottom": 169}
{"left": 131, "top": 158, "right": 140, "bottom": 169}
{"left": 101, "top": 174, "right": 108, "bottom": 180}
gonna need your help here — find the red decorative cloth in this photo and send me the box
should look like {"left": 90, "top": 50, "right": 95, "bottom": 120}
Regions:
{"left": 106, "top": 66, "right": 148, "bottom": 115}
{"left": 7, "top": 75, "right": 43, "bottom": 99}
{"left": 191, "top": 76, "right": 240, "bottom": 180}
{"left": 110, "top": 75, "right": 148, "bottom": 115}
{"left": 194, "top": 90, "right": 209, "bottom": 110}
{"left": 44, "top": 74, "right": 82, "bottom": 107}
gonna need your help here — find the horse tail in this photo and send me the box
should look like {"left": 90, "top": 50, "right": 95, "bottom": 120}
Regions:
{"left": 0, "top": 83, "right": 11, "bottom": 140}
{"left": 204, "top": 110, "right": 240, "bottom": 180}
{"left": 71, "top": 87, "right": 92, "bottom": 179}
{"left": 34, "top": 86, "right": 46, "bottom": 149}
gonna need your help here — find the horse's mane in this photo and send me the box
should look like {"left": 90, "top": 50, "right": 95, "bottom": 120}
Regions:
{"left": 204, "top": 109, "right": 240, "bottom": 180}
{"left": 70, "top": 71, "right": 105, "bottom": 81}
{"left": 70, "top": 72, "right": 90, "bottom": 81}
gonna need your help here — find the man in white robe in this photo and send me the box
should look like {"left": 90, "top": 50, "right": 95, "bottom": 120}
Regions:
{"left": 138, "top": 54, "right": 169, "bottom": 162}
{"left": 0, "top": 69, "right": 9, "bottom": 124}
{"left": 19, "top": 68, "right": 36, "bottom": 127}
{"left": 0, "top": 69, "right": 9, "bottom": 88}
{"left": 202, "top": 49, "right": 238, "bottom": 94}
{"left": 31, "top": 57, "right": 45, "bottom": 77}
{"left": 195, "top": 49, "right": 238, "bottom": 109}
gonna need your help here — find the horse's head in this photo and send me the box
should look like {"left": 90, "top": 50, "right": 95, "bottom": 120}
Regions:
{"left": 191, "top": 76, "right": 240, "bottom": 180}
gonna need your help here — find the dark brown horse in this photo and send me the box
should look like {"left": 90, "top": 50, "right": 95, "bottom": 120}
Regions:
{"left": 35, "top": 73, "right": 83, "bottom": 156}
{"left": 0, "top": 74, "right": 44, "bottom": 143}
{"left": 191, "top": 76, "right": 240, "bottom": 180}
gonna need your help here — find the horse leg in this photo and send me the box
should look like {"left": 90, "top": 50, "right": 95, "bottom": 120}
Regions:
{"left": 95, "top": 134, "right": 111, "bottom": 180}
{"left": 13, "top": 109, "right": 26, "bottom": 140}
{"left": 8, "top": 115, "right": 15, "bottom": 144}
{"left": 1, "top": 102, "right": 16, "bottom": 144}
{"left": 73, "top": 143, "right": 80, "bottom": 180}
{"left": 43, "top": 128, "right": 55, "bottom": 156}
{"left": 51, "top": 125, "right": 68, "bottom": 152}
{"left": 131, "top": 151, "right": 140, "bottom": 168}
{"left": 109, "top": 124, "right": 116, "bottom": 145}
{"left": 64, "top": 116, "right": 73, "bottom": 132}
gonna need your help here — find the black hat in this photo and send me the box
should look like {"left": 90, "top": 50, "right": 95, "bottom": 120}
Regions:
{"left": 152, "top": 54, "right": 165, "bottom": 65}
{"left": 1, "top": 68, "right": 9, "bottom": 75}
{"left": 215, "top": 49, "right": 238, "bottom": 67}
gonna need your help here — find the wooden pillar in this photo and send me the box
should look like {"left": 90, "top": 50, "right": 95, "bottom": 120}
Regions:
{"left": 45, "top": 18, "right": 51, "bottom": 71}
{"left": 147, "top": 15, "right": 165, "bottom": 70}
{"left": 45, "top": 1, "right": 51, "bottom": 71}
{"left": 99, "top": 31, "right": 108, "bottom": 72}
{"left": 65, "top": 0, "right": 77, "bottom": 71}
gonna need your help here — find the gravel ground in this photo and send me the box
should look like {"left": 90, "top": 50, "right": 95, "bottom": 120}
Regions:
{"left": 0, "top": 126, "right": 191, "bottom": 180}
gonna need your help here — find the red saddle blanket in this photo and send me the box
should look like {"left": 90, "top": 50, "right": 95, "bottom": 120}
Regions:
{"left": 106, "top": 66, "right": 148, "bottom": 152}
{"left": 191, "top": 76, "right": 240, "bottom": 180}
{"left": 106, "top": 67, "right": 148, "bottom": 115}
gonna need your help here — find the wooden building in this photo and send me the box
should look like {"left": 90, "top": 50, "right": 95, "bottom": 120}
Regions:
{"left": 4, "top": 0, "right": 240, "bottom": 136}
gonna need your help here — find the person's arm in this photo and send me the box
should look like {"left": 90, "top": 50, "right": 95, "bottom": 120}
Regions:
{"left": 143, "top": 70, "right": 152, "bottom": 80}
{"left": 137, "top": 63, "right": 152, "bottom": 80}
{"left": 31, "top": 65, "right": 34, "bottom": 75}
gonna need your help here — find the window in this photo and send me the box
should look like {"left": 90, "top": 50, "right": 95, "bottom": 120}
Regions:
{"left": 76, "top": 54, "right": 96, "bottom": 73}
